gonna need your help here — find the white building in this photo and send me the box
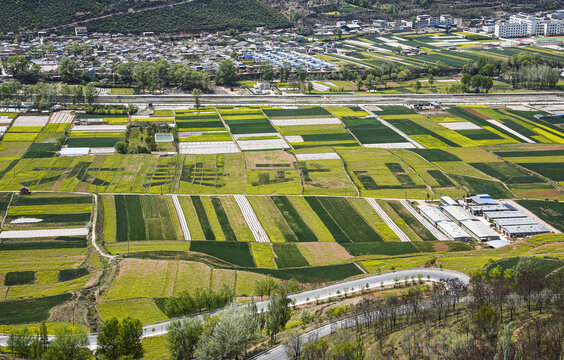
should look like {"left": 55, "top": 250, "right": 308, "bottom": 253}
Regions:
{"left": 495, "top": 14, "right": 564, "bottom": 38}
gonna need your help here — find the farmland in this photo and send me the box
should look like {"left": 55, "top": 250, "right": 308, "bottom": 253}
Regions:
{"left": 0, "top": 103, "right": 564, "bottom": 339}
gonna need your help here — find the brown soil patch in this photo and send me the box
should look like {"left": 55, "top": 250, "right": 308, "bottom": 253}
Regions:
{"left": 75, "top": 183, "right": 88, "bottom": 192}
{"left": 245, "top": 150, "right": 296, "bottom": 169}
{"left": 433, "top": 243, "right": 449, "bottom": 252}
{"left": 51, "top": 179, "right": 64, "bottom": 191}
{"left": 298, "top": 242, "right": 353, "bottom": 266}
{"left": 84, "top": 271, "right": 102, "bottom": 288}
{"left": 465, "top": 107, "right": 491, "bottom": 120}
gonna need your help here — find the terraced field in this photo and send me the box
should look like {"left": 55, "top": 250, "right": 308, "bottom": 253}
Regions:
{"left": 1, "top": 103, "right": 563, "bottom": 336}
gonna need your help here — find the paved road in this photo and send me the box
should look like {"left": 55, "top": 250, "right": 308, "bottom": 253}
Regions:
{"left": 96, "top": 92, "right": 564, "bottom": 106}
{"left": 0, "top": 268, "right": 468, "bottom": 350}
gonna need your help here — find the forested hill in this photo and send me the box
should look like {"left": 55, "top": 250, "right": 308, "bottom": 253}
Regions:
{"left": 0, "top": 0, "right": 181, "bottom": 32}
{"left": 80, "top": 0, "right": 291, "bottom": 33}
{"left": 0, "top": 0, "right": 291, "bottom": 34}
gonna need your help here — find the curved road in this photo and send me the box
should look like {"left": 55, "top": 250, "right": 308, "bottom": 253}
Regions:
{"left": 0, "top": 268, "right": 468, "bottom": 350}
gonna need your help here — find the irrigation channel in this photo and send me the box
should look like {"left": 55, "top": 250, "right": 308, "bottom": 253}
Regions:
{"left": 0, "top": 269, "right": 469, "bottom": 351}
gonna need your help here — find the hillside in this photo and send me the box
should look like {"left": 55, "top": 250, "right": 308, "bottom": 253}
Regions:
{"left": 0, "top": 0, "right": 180, "bottom": 32}
{"left": 0, "top": 0, "right": 290, "bottom": 34}
{"left": 81, "top": 0, "right": 291, "bottom": 33}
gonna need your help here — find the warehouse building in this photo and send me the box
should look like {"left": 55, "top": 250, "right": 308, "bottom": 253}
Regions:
{"left": 467, "top": 204, "right": 508, "bottom": 216}
{"left": 484, "top": 210, "right": 527, "bottom": 221}
{"left": 440, "top": 196, "right": 458, "bottom": 206}
{"left": 500, "top": 224, "right": 550, "bottom": 238}
{"left": 442, "top": 205, "right": 475, "bottom": 225}
{"left": 465, "top": 194, "right": 498, "bottom": 206}
{"left": 419, "top": 205, "right": 450, "bottom": 225}
{"left": 492, "top": 217, "right": 538, "bottom": 230}
{"left": 460, "top": 219, "right": 501, "bottom": 241}
{"left": 437, "top": 221, "right": 472, "bottom": 241}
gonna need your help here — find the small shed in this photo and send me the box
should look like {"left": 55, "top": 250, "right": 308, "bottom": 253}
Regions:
{"left": 20, "top": 186, "right": 30, "bottom": 195}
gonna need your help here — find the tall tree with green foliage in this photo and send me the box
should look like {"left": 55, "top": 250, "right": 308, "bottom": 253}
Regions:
{"left": 265, "top": 288, "right": 292, "bottom": 344}
{"left": 197, "top": 302, "right": 260, "bottom": 360}
{"left": 215, "top": 59, "right": 237, "bottom": 85}
{"left": 5, "top": 55, "right": 40, "bottom": 83}
{"left": 97, "top": 317, "right": 121, "bottom": 360}
{"left": 45, "top": 326, "right": 91, "bottom": 360}
{"left": 117, "top": 317, "right": 144, "bottom": 359}
{"left": 167, "top": 318, "right": 203, "bottom": 360}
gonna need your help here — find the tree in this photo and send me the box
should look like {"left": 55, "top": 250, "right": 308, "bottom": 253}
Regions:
{"left": 197, "top": 302, "right": 260, "bottom": 360}
{"left": 261, "top": 61, "right": 274, "bottom": 81}
{"left": 337, "top": 28, "right": 343, "bottom": 40}
{"left": 117, "top": 62, "right": 135, "bottom": 85}
{"left": 167, "top": 318, "right": 203, "bottom": 360}
{"left": 285, "top": 330, "right": 303, "bottom": 360}
{"left": 6, "top": 55, "right": 40, "bottom": 83}
{"left": 472, "top": 306, "right": 500, "bottom": 346}
{"left": 414, "top": 80, "right": 422, "bottom": 94}
{"left": 117, "top": 317, "right": 144, "bottom": 359}
{"left": 97, "top": 317, "right": 121, "bottom": 360}
{"left": 428, "top": 74, "right": 434, "bottom": 86}
{"left": 45, "top": 326, "right": 91, "bottom": 360}
{"left": 192, "top": 88, "right": 202, "bottom": 109}
{"left": 8, "top": 327, "right": 32, "bottom": 358}
{"left": 59, "top": 57, "right": 85, "bottom": 83}
{"left": 115, "top": 141, "right": 128, "bottom": 154}
{"left": 514, "top": 257, "right": 540, "bottom": 311}
{"left": 84, "top": 83, "right": 99, "bottom": 105}
{"left": 307, "top": 81, "right": 314, "bottom": 94}
{"left": 215, "top": 59, "right": 237, "bottom": 85}
{"left": 265, "top": 288, "right": 292, "bottom": 344}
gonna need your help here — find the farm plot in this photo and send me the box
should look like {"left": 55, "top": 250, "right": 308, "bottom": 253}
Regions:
{"left": 220, "top": 109, "right": 276, "bottom": 134}
{"left": 179, "top": 153, "right": 246, "bottom": 195}
{"left": 294, "top": 157, "right": 357, "bottom": 196}
{"left": 12, "top": 116, "right": 50, "bottom": 128}
{"left": 382, "top": 115, "right": 461, "bottom": 149}
{"left": 2, "top": 193, "right": 93, "bottom": 232}
{"left": 276, "top": 123, "right": 358, "bottom": 148}
{"left": 245, "top": 151, "right": 302, "bottom": 195}
{"left": 263, "top": 107, "right": 332, "bottom": 119}
{"left": 112, "top": 195, "right": 180, "bottom": 241}
{"left": 0, "top": 293, "right": 72, "bottom": 325}
{"left": 342, "top": 116, "right": 412, "bottom": 147}
{"left": 272, "top": 243, "right": 309, "bottom": 268}
{"left": 248, "top": 196, "right": 309, "bottom": 243}
{"left": 66, "top": 132, "right": 124, "bottom": 148}
{"left": 76, "top": 113, "right": 129, "bottom": 125}
{"left": 338, "top": 148, "right": 428, "bottom": 198}
{"left": 190, "top": 241, "right": 255, "bottom": 267}
{"left": 304, "top": 196, "right": 383, "bottom": 243}
{"left": 175, "top": 110, "right": 225, "bottom": 132}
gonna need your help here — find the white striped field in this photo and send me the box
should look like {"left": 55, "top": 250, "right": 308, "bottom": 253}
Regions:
{"left": 172, "top": 195, "right": 191, "bottom": 240}
{"left": 234, "top": 195, "right": 270, "bottom": 242}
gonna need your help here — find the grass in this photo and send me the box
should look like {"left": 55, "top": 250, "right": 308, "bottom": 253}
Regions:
{"left": 341, "top": 117, "right": 406, "bottom": 144}
{"left": 0, "top": 294, "right": 72, "bottom": 325}
{"left": 102, "top": 195, "right": 116, "bottom": 243}
{"left": 97, "top": 298, "right": 168, "bottom": 324}
{"left": 485, "top": 256, "right": 564, "bottom": 277}
{"left": 141, "top": 336, "right": 170, "bottom": 360}
{"left": 287, "top": 197, "right": 335, "bottom": 242}
{"left": 272, "top": 243, "right": 309, "bottom": 268}
{"left": 190, "top": 241, "right": 255, "bottom": 267}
